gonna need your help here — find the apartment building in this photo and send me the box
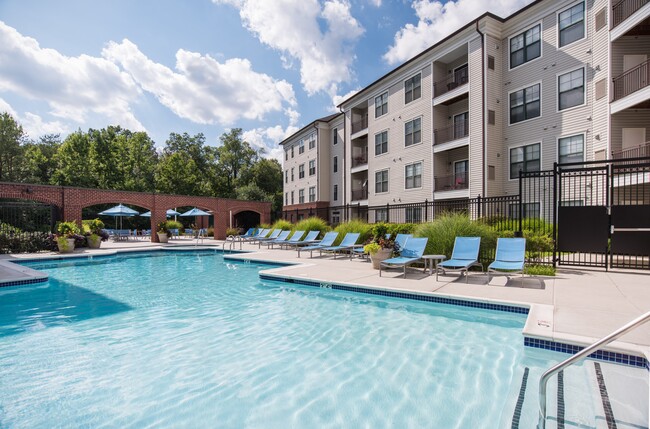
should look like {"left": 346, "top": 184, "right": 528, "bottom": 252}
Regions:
{"left": 280, "top": 113, "right": 344, "bottom": 222}
{"left": 282, "top": 0, "right": 650, "bottom": 222}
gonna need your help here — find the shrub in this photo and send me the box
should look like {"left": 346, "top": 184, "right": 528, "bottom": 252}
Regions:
{"left": 270, "top": 219, "right": 293, "bottom": 232}
{"left": 257, "top": 223, "right": 271, "bottom": 229}
{"left": 370, "top": 222, "right": 389, "bottom": 240}
{"left": 166, "top": 220, "right": 183, "bottom": 232}
{"left": 225, "top": 227, "right": 239, "bottom": 236}
{"left": 524, "top": 264, "right": 556, "bottom": 276}
{"left": 82, "top": 218, "right": 105, "bottom": 234}
{"left": 414, "top": 212, "right": 497, "bottom": 257}
{"left": 387, "top": 223, "right": 417, "bottom": 236}
{"left": 156, "top": 221, "right": 169, "bottom": 234}
{"left": 493, "top": 217, "right": 554, "bottom": 263}
{"left": 294, "top": 217, "right": 330, "bottom": 239}
{"left": 333, "top": 220, "right": 372, "bottom": 246}
{"left": 56, "top": 221, "right": 80, "bottom": 237}
{"left": 206, "top": 227, "right": 214, "bottom": 237}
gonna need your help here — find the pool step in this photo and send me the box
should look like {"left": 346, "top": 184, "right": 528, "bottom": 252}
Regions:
{"left": 499, "top": 357, "right": 648, "bottom": 429}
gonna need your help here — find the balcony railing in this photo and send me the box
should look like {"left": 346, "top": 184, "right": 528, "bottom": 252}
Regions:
{"left": 612, "top": 141, "right": 650, "bottom": 159}
{"left": 351, "top": 114, "right": 368, "bottom": 134}
{"left": 434, "top": 172, "right": 469, "bottom": 192}
{"left": 612, "top": 58, "right": 650, "bottom": 101}
{"left": 434, "top": 121, "right": 469, "bottom": 145}
{"left": 612, "top": 0, "right": 649, "bottom": 28}
{"left": 351, "top": 188, "right": 368, "bottom": 201}
{"left": 351, "top": 153, "right": 368, "bottom": 168}
{"left": 433, "top": 70, "right": 469, "bottom": 98}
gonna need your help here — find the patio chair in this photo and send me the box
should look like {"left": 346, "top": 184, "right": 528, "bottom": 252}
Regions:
{"left": 240, "top": 227, "right": 256, "bottom": 238}
{"left": 251, "top": 229, "right": 281, "bottom": 246}
{"left": 260, "top": 230, "right": 291, "bottom": 249}
{"left": 298, "top": 232, "right": 339, "bottom": 258}
{"left": 318, "top": 232, "right": 361, "bottom": 259}
{"left": 185, "top": 228, "right": 194, "bottom": 237}
{"left": 487, "top": 238, "right": 526, "bottom": 284}
{"left": 242, "top": 228, "right": 270, "bottom": 243}
{"left": 352, "top": 233, "right": 393, "bottom": 258}
{"left": 169, "top": 228, "right": 179, "bottom": 239}
{"left": 436, "top": 237, "right": 483, "bottom": 283}
{"left": 272, "top": 230, "right": 305, "bottom": 249}
{"left": 379, "top": 237, "right": 428, "bottom": 278}
{"left": 283, "top": 230, "right": 320, "bottom": 250}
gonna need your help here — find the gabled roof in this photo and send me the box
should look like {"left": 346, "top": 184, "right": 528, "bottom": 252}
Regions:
{"left": 279, "top": 112, "right": 343, "bottom": 146}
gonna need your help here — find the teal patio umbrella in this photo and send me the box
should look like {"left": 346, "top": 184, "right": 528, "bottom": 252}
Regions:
{"left": 140, "top": 209, "right": 181, "bottom": 218}
{"left": 99, "top": 204, "right": 139, "bottom": 229}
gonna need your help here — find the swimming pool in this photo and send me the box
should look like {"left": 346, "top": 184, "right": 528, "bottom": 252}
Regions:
{"left": 0, "top": 251, "right": 570, "bottom": 428}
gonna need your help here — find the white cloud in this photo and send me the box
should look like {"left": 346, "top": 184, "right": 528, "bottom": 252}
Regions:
{"left": 0, "top": 97, "right": 69, "bottom": 139}
{"left": 368, "top": 0, "right": 382, "bottom": 6}
{"left": 331, "top": 88, "right": 360, "bottom": 111}
{"left": 384, "top": 0, "right": 534, "bottom": 65}
{"left": 103, "top": 39, "right": 296, "bottom": 126}
{"left": 0, "top": 21, "right": 145, "bottom": 131}
{"left": 214, "top": 0, "right": 364, "bottom": 96}
{"left": 242, "top": 124, "right": 299, "bottom": 162}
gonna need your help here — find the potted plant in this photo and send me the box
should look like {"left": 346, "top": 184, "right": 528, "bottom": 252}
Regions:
{"left": 84, "top": 218, "right": 108, "bottom": 249}
{"left": 364, "top": 236, "right": 395, "bottom": 269}
{"left": 56, "top": 221, "right": 80, "bottom": 253}
{"left": 157, "top": 221, "right": 169, "bottom": 243}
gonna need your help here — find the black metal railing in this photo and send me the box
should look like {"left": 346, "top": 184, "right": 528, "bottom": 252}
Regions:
{"left": 351, "top": 188, "right": 368, "bottom": 201}
{"left": 612, "top": 58, "right": 650, "bottom": 101}
{"left": 434, "top": 172, "right": 469, "bottom": 192}
{"left": 433, "top": 70, "right": 469, "bottom": 98}
{"left": 351, "top": 114, "right": 368, "bottom": 134}
{"left": 612, "top": 0, "right": 649, "bottom": 28}
{"left": 351, "top": 153, "right": 368, "bottom": 167}
{"left": 612, "top": 141, "right": 650, "bottom": 159}
{"left": 434, "top": 121, "right": 469, "bottom": 145}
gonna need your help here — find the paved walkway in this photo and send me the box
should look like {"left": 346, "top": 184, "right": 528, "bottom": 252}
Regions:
{"left": 2, "top": 238, "right": 649, "bottom": 357}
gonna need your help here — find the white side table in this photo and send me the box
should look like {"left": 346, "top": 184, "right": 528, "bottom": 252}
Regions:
{"left": 422, "top": 255, "right": 446, "bottom": 275}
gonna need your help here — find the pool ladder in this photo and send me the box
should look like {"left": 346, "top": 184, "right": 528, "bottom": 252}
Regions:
{"left": 223, "top": 235, "right": 243, "bottom": 251}
{"left": 537, "top": 310, "right": 650, "bottom": 429}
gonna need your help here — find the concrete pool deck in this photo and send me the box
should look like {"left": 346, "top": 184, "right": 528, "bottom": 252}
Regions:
{"left": 1, "top": 237, "right": 649, "bottom": 359}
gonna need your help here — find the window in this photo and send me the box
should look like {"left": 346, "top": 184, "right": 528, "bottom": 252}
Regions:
{"left": 299, "top": 189, "right": 305, "bottom": 204}
{"left": 405, "top": 74, "right": 421, "bottom": 104}
{"left": 308, "top": 134, "right": 315, "bottom": 150}
{"left": 309, "top": 160, "right": 316, "bottom": 176}
{"left": 298, "top": 164, "right": 305, "bottom": 179}
{"left": 333, "top": 128, "right": 338, "bottom": 145}
{"left": 291, "top": 146, "right": 294, "bottom": 158}
{"left": 309, "top": 186, "right": 316, "bottom": 202}
{"left": 285, "top": 192, "right": 288, "bottom": 205}
{"left": 375, "top": 170, "right": 389, "bottom": 193}
{"left": 331, "top": 212, "right": 340, "bottom": 224}
{"left": 405, "top": 207, "right": 422, "bottom": 223}
{"left": 405, "top": 162, "right": 422, "bottom": 189}
{"left": 285, "top": 170, "right": 288, "bottom": 184}
{"left": 510, "top": 83, "right": 540, "bottom": 124}
{"left": 558, "top": 68, "right": 584, "bottom": 110}
{"left": 376, "top": 208, "right": 388, "bottom": 223}
{"left": 560, "top": 200, "right": 584, "bottom": 206}
{"left": 510, "top": 24, "right": 541, "bottom": 68}
{"left": 375, "top": 92, "right": 388, "bottom": 118}
{"left": 285, "top": 151, "right": 288, "bottom": 161}
{"left": 559, "top": 2, "right": 585, "bottom": 47}
{"left": 375, "top": 131, "right": 388, "bottom": 155}
{"left": 510, "top": 143, "right": 541, "bottom": 179}
{"left": 453, "top": 112, "right": 469, "bottom": 139}
{"left": 509, "top": 202, "right": 540, "bottom": 219}
{"left": 405, "top": 118, "right": 421, "bottom": 147}
{"left": 298, "top": 140, "right": 305, "bottom": 154}
{"left": 559, "top": 134, "right": 584, "bottom": 164}
{"left": 333, "top": 184, "right": 338, "bottom": 201}
{"left": 454, "top": 160, "right": 468, "bottom": 188}
{"left": 333, "top": 156, "right": 338, "bottom": 173}
{"left": 488, "top": 55, "right": 495, "bottom": 70}
{"left": 291, "top": 191, "right": 294, "bottom": 205}
{"left": 291, "top": 167, "right": 294, "bottom": 182}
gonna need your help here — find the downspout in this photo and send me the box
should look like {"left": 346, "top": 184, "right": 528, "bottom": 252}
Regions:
{"left": 339, "top": 107, "right": 347, "bottom": 216}
{"left": 476, "top": 20, "right": 487, "bottom": 199}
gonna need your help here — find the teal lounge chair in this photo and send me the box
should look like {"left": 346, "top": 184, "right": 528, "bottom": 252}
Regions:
{"left": 436, "top": 237, "right": 482, "bottom": 283}
{"left": 260, "top": 230, "right": 291, "bottom": 248}
{"left": 255, "top": 229, "right": 281, "bottom": 246}
{"left": 274, "top": 230, "right": 305, "bottom": 249}
{"left": 240, "top": 227, "right": 256, "bottom": 238}
{"left": 298, "top": 232, "right": 339, "bottom": 258}
{"left": 487, "top": 238, "right": 526, "bottom": 283}
{"left": 284, "top": 230, "right": 320, "bottom": 250}
{"left": 319, "top": 232, "right": 361, "bottom": 259}
{"left": 379, "top": 237, "right": 428, "bottom": 278}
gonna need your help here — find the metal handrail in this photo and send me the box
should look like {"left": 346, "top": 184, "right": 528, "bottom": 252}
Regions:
{"left": 538, "top": 310, "right": 650, "bottom": 428}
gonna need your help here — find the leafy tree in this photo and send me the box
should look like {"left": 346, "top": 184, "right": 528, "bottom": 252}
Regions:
{"left": 248, "top": 158, "right": 283, "bottom": 211}
{"left": 155, "top": 151, "right": 201, "bottom": 196}
{"left": 51, "top": 130, "right": 95, "bottom": 187}
{"left": 89, "top": 126, "right": 122, "bottom": 189}
{"left": 215, "top": 128, "right": 259, "bottom": 192}
{"left": 115, "top": 131, "right": 158, "bottom": 192}
{"left": 235, "top": 183, "right": 272, "bottom": 203}
{"left": 21, "top": 134, "right": 61, "bottom": 184}
{"left": 0, "top": 112, "right": 27, "bottom": 181}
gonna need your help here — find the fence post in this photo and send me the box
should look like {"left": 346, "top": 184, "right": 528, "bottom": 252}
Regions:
{"left": 424, "top": 199, "right": 428, "bottom": 222}
{"left": 477, "top": 194, "right": 482, "bottom": 219}
{"left": 386, "top": 203, "right": 390, "bottom": 223}
{"left": 517, "top": 169, "right": 523, "bottom": 237}
{"left": 552, "top": 162, "right": 558, "bottom": 268}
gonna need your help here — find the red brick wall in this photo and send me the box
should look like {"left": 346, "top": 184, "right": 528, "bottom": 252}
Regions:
{"left": 0, "top": 182, "right": 271, "bottom": 241}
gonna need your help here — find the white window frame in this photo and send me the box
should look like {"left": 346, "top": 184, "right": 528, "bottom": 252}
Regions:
{"left": 404, "top": 72, "right": 422, "bottom": 104}
{"left": 285, "top": 170, "right": 288, "bottom": 184}
{"left": 557, "top": 66, "right": 586, "bottom": 112}
{"left": 298, "top": 163, "right": 305, "bottom": 179}
{"left": 291, "top": 167, "right": 294, "bottom": 181}
{"left": 509, "top": 202, "right": 541, "bottom": 219}
{"left": 453, "top": 111, "right": 469, "bottom": 139}
{"left": 453, "top": 63, "right": 469, "bottom": 84}
{"left": 375, "top": 208, "right": 388, "bottom": 223}
{"left": 557, "top": 0, "right": 586, "bottom": 50}
{"left": 308, "top": 186, "right": 316, "bottom": 202}
{"left": 508, "top": 81, "right": 542, "bottom": 126}
{"left": 404, "top": 116, "right": 422, "bottom": 147}
{"left": 308, "top": 159, "right": 316, "bottom": 176}
{"left": 298, "top": 189, "right": 305, "bottom": 204}
{"left": 298, "top": 139, "right": 305, "bottom": 154}
{"left": 375, "top": 91, "right": 388, "bottom": 118}
{"left": 405, "top": 206, "right": 422, "bottom": 223}
{"left": 508, "top": 21, "right": 543, "bottom": 70}
{"left": 404, "top": 161, "right": 423, "bottom": 190}
{"left": 508, "top": 141, "right": 542, "bottom": 180}
{"left": 557, "top": 132, "right": 586, "bottom": 164}
{"left": 375, "top": 169, "right": 389, "bottom": 194}
{"left": 453, "top": 159, "right": 469, "bottom": 188}
{"left": 374, "top": 130, "right": 389, "bottom": 156}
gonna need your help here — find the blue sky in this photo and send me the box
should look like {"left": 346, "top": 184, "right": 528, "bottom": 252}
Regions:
{"left": 0, "top": 0, "right": 530, "bottom": 160}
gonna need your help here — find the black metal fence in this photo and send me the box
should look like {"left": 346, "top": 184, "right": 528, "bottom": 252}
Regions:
{"left": 0, "top": 200, "right": 58, "bottom": 254}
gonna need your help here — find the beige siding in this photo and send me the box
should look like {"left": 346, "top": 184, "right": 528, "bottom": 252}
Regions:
{"left": 485, "top": 33, "right": 505, "bottom": 196}
{"left": 591, "top": 0, "right": 609, "bottom": 156}
{"left": 468, "top": 36, "right": 483, "bottom": 198}
{"left": 610, "top": 110, "right": 650, "bottom": 154}
{"left": 610, "top": 36, "right": 650, "bottom": 78}
{"left": 329, "top": 117, "right": 345, "bottom": 205}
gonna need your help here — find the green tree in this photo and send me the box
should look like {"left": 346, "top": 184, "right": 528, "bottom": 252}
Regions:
{"left": 215, "top": 129, "right": 259, "bottom": 194}
{"left": 115, "top": 131, "right": 158, "bottom": 192}
{"left": 89, "top": 126, "right": 122, "bottom": 189}
{"left": 0, "top": 112, "right": 27, "bottom": 181}
{"left": 248, "top": 158, "right": 283, "bottom": 211}
{"left": 155, "top": 151, "right": 201, "bottom": 195}
{"left": 21, "top": 134, "right": 61, "bottom": 184}
{"left": 51, "top": 130, "right": 95, "bottom": 187}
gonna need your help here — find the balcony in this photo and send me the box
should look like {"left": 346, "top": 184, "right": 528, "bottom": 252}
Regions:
{"left": 351, "top": 188, "right": 368, "bottom": 201}
{"left": 612, "top": 0, "right": 649, "bottom": 28}
{"left": 434, "top": 172, "right": 468, "bottom": 192}
{"left": 434, "top": 121, "right": 469, "bottom": 146}
{"left": 351, "top": 154, "right": 368, "bottom": 168}
{"left": 612, "top": 58, "right": 650, "bottom": 101}
{"left": 351, "top": 114, "right": 368, "bottom": 134}
{"left": 433, "top": 70, "right": 469, "bottom": 98}
{"left": 612, "top": 142, "right": 650, "bottom": 159}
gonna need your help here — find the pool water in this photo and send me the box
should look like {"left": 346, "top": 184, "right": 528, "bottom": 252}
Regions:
{"left": 0, "top": 251, "right": 561, "bottom": 428}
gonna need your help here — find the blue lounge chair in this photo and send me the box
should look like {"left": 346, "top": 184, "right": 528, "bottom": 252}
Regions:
{"left": 318, "top": 232, "right": 361, "bottom": 259}
{"left": 298, "top": 232, "right": 339, "bottom": 258}
{"left": 284, "top": 230, "right": 320, "bottom": 250}
{"left": 274, "top": 230, "right": 305, "bottom": 249}
{"left": 487, "top": 238, "right": 526, "bottom": 283}
{"left": 379, "top": 237, "right": 428, "bottom": 278}
{"left": 436, "top": 237, "right": 482, "bottom": 283}
{"left": 243, "top": 228, "right": 269, "bottom": 243}
{"left": 255, "top": 229, "right": 282, "bottom": 247}
{"left": 260, "top": 230, "right": 291, "bottom": 248}
{"left": 240, "top": 227, "right": 256, "bottom": 238}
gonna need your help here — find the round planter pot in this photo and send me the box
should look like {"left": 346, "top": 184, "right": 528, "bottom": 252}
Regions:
{"left": 57, "top": 238, "right": 75, "bottom": 254}
{"left": 370, "top": 248, "right": 392, "bottom": 270}
{"left": 87, "top": 235, "right": 102, "bottom": 249}
{"left": 157, "top": 232, "right": 169, "bottom": 243}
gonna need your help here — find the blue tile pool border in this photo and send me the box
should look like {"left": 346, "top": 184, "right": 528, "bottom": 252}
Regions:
{"left": 0, "top": 277, "right": 48, "bottom": 287}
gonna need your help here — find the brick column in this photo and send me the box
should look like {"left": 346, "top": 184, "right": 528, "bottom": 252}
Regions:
{"left": 151, "top": 209, "right": 166, "bottom": 243}
{"left": 63, "top": 205, "right": 83, "bottom": 226}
